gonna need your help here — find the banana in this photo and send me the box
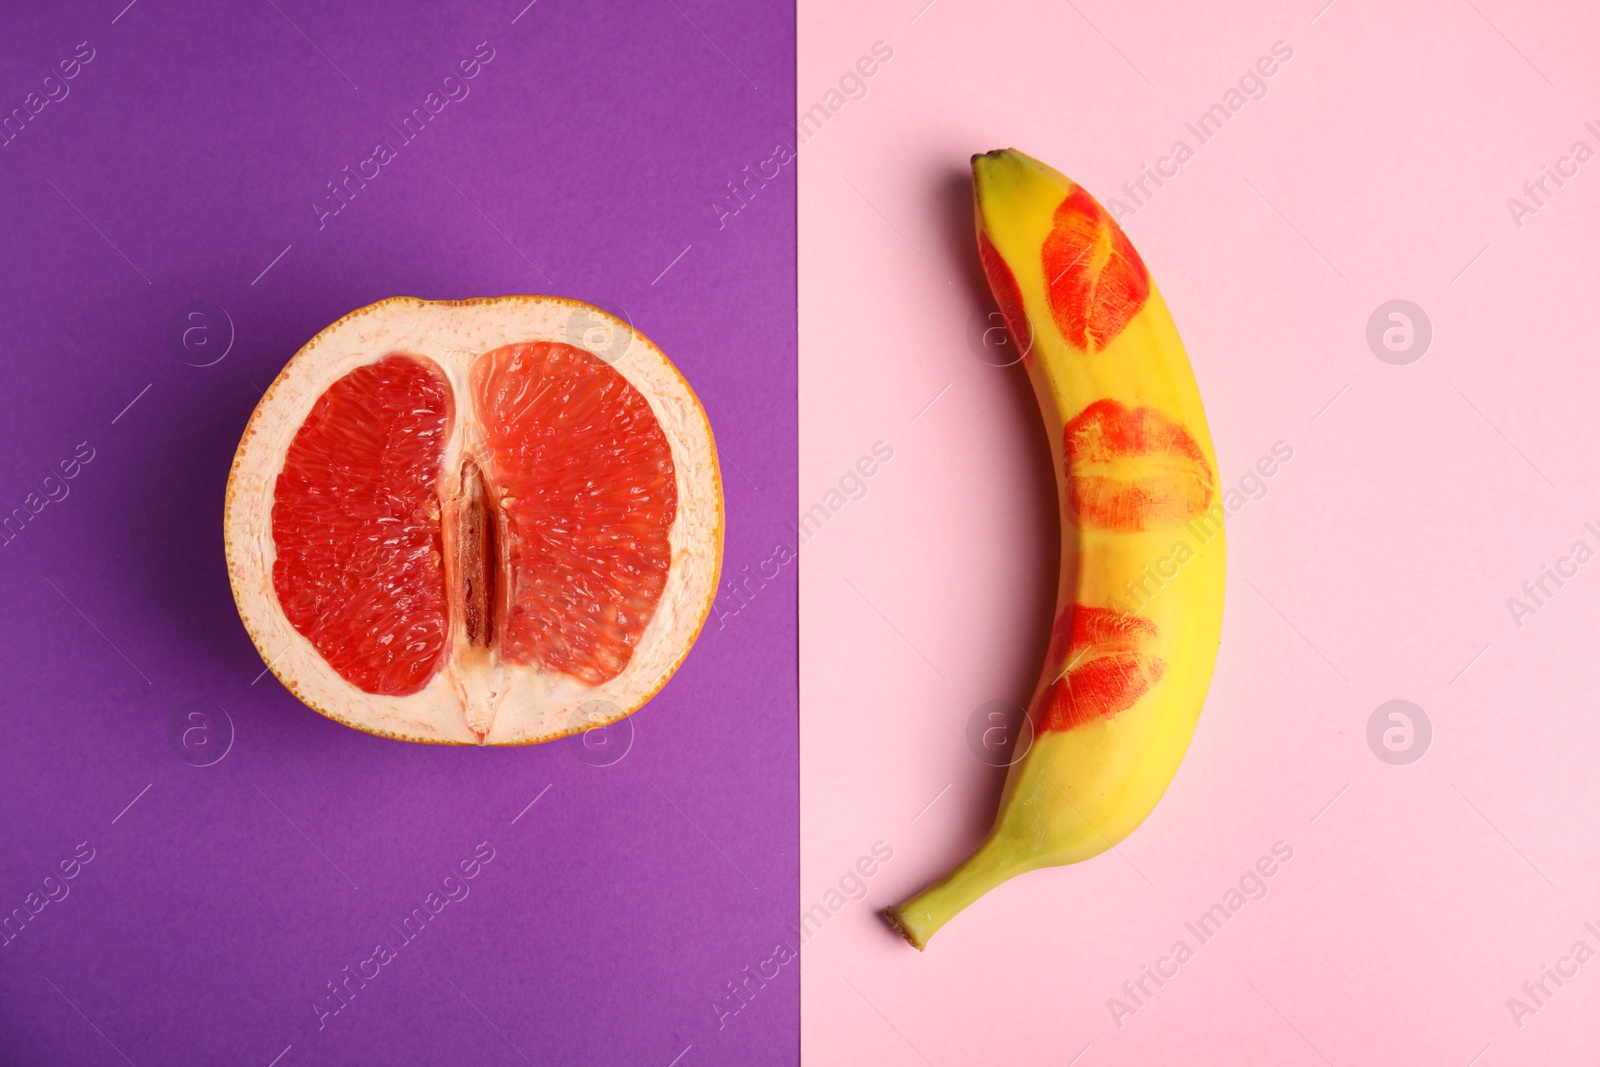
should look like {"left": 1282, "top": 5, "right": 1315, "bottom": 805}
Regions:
{"left": 884, "top": 149, "right": 1226, "bottom": 950}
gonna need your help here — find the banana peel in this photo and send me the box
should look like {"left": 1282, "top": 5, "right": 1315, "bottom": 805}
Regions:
{"left": 885, "top": 150, "right": 1226, "bottom": 950}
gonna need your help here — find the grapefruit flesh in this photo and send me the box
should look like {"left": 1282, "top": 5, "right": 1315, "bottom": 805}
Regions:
{"left": 473, "top": 342, "right": 677, "bottom": 687}
{"left": 225, "top": 296, "right": 723, "bottom": 746}
{"left": 271, "top": 355, "right": 452, "bottom": 697}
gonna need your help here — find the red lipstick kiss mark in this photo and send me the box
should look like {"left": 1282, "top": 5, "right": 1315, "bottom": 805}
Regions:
{"left": 1038, "top": 606, "right": 1166, "bottom": 732}
{"left": 978, "top": 230, "right": 1034, "bottom": 360}
{"left": 1041, "top": 187, "right": 1150, "bottom": 352}
{"left": 1064, "top": 399, "right": 1214, "bottom": 532}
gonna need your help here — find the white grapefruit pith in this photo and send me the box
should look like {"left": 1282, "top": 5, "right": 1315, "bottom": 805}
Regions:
{"left": 224, "top": 296, "right": 723, "bottom": 745}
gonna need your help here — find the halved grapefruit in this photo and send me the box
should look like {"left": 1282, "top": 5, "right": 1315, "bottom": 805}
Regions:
{"left": 224, "top": 296, "right": 723, "bottom": 745}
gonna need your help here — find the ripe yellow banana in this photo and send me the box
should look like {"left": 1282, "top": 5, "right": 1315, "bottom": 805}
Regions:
{"left": 885, "top": 149, "right": 1226, "bottom": 949}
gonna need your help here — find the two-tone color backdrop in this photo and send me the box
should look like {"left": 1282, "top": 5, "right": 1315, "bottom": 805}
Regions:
{"left": 0, "top": 2, "right": 794, "bottom": 1064}
{"left": 6, "top": 0, "right": 1600, "bottom": 1064}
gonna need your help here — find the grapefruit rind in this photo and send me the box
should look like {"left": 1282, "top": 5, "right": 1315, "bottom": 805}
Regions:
{"left": 224, "top": 295, "right": 724, "bottom": 745}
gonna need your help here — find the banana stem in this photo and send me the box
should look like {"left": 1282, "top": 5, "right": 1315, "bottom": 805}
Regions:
{"left": 883, "top": 835, "right": 1032, "bottom": 950}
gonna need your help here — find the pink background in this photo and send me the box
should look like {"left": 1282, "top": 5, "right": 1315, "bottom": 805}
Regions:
{"left": 799, "top": 1, "right": 1600, "bottom": 1064}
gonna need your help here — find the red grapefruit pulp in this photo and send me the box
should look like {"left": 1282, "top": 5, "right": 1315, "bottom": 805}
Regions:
{"left": 270, "top": 355, "right": 453, "bottom": 697}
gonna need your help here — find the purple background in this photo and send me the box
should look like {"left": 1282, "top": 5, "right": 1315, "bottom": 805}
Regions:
{"left": 0, "top": 2, "right": 795, "bottom": 1064}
